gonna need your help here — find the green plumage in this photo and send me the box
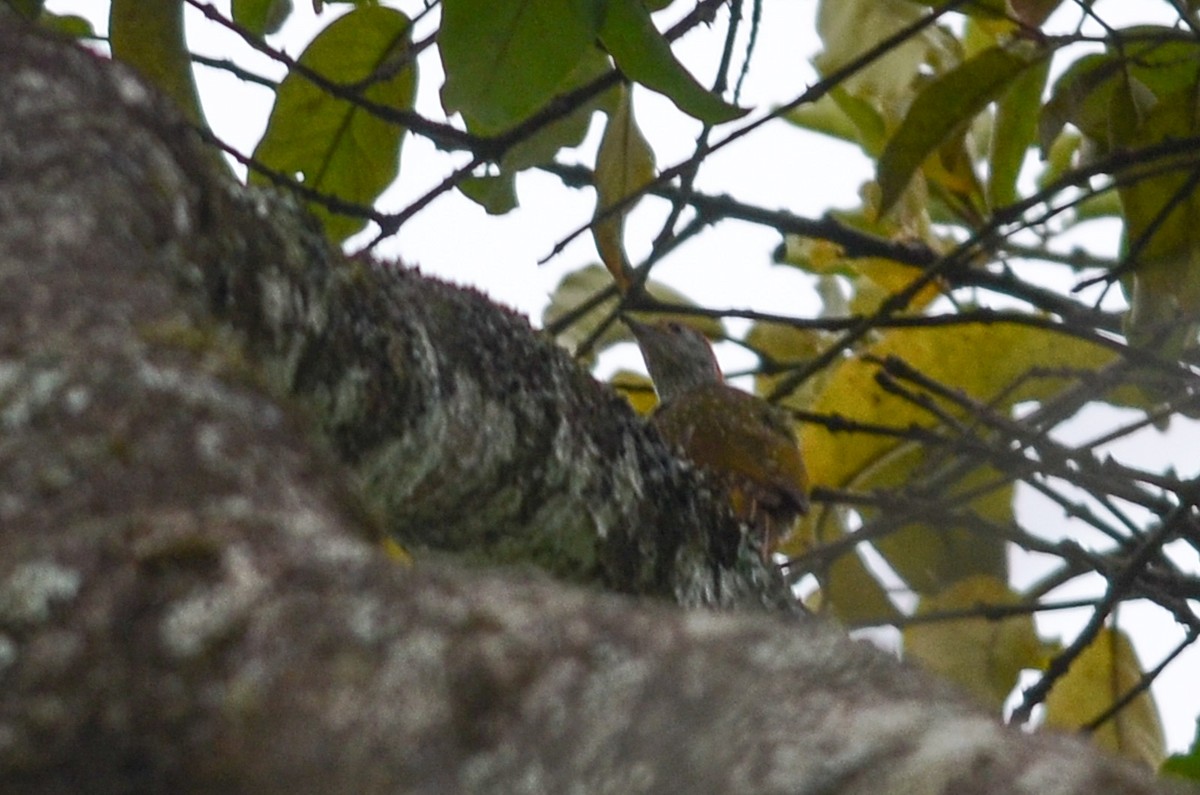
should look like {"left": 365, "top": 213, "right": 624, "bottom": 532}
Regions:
{"left": 627, "top": 318, "right": 809, "bottom": 559}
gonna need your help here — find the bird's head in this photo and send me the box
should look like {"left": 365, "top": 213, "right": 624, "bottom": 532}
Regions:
{"left": 625, "top": 317, "right": 724, "bottom": 403}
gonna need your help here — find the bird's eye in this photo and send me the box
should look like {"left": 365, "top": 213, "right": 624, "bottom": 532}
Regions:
{"left": 666, "top": 321, "right": 684, "bottom": 333}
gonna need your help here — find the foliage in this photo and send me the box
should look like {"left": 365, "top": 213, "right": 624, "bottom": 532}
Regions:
{"left": 75, "top": 0, "right": 1200, "bottom": 769}
{"left": 249, "top": 5, "right": 417, "bottom": 242}
{"left": 1163, "top": 719, "right": 1200, "bottom": 782}
{"left": 1042, "top": 626, "right": 1164, "bottom": 767}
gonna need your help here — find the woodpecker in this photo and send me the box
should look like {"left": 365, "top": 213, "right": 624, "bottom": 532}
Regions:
{"left": 626, "top": 317, "right": 809, "bottom": 562}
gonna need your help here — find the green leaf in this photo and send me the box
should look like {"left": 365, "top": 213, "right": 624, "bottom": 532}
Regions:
{"left": 1038, "top": 31, "right": 1200, "bottom": 356}
{"left": 1162, "top": 719, "right": 1200, "bottom": 782}
{"left": 1039, "top": 53, "right": 1118, "bottom": 154}
{"left": 1035, "top": 128, "right": 1081, "bottom": 191}
{"left": 782, "top": 94, "right": 862, "bottom": 146}
{"left": 251, "top": 6, "right": 418, "bottom": 244}
{"left": 439, "top": 0, "right": 603, "bottom": 134}
{"left": 456, "top": 52, "right": 615, "bottom": 219}
{"left": 1117, "top": 87, "right": 1200, "bottom": 353}
{"left": 598, "top": 0, "right": 747, "bottom": 125}
{"left": 904, "top": 0, "right": 1007, "bottom": 18}
{"left": 501, "top": 47, "right": 616, "bottom": 172}
{"left": 458, "top": 173, "right": 518, "bottom": 215}
{"left": 1008, "top": 0, "right": 1065, "bottom": 26}
{"left": 233, "top": 0, "right": 293, "bottom": 36}
{"left": 878, "top": 45, "right": 1046, "bottom": 217}
{"left": 1072, "top": 190, "right": 1122, "bottom": 222}
{"left": 460, "top": 49, "right": 616, "bottom": 217}
{"left": 1040, "top": 31, "right": 1200, "bottom": 156}
{"left": 7, "top": 0, "right": 43, "bottom": 20}
{"left": 38, "top": 12, "right": 94, "bottom": 38}
{"left": 1116, "top": 29, "right": 1200, "bottom": 101}
{"left": 988, "top": 56, "right": 1049, "bottom": 209}
{"left": 829, "top": 88, "right": 888, "bottom": 156}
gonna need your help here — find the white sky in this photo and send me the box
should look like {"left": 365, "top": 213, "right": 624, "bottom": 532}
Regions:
{"left": 51, "top": 0, "right": 1200, "bottom": 753}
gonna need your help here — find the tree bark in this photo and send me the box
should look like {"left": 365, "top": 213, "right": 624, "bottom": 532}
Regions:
{"left": 0, "top": 15, "right": 1187, "bottom": 795}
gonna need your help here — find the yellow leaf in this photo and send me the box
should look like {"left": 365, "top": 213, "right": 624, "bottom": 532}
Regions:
{"left": 747, "top": 320, "right": 834, "bottom": 412}
{"left": 611, "top": 370, "right": 658, "bottom": 415}
{"left": 924, "top": 133, "right": 986, "bottom": 220}
{"left": 852, "top": 445, "right": 1010, "bottom": 595}
{"left": 781, "top": 322, "right": 1117, "bottom": 610}
{"left": 777, "top": 226, "right": 944, "bottom": 314}
{"left": 1043, "top": 627, "right": 1166, "bottom": 767}
{"left": 381, "top": 536, "right": 413, "bottom": 565}
{"left": 747, "top": 320, "right": 828, "bottom": 364}
{"left": 798, "top": 322, "right": 1115, "bottom": 496}
{"left": 593, "top": 85, "right": 657, "bottom": 292}
{"left": 904, "top": 575, "right": 1046, "bottom": 709}
{"left": 820, "top": 541, "right": 901, "bottom": 624}
{"left": 541, "top": 265, "right": 717, "bottom": 364}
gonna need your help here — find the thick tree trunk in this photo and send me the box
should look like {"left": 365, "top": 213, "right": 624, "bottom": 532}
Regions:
{"left": 0, "top": 15, "right": 1185, "bottom": 795}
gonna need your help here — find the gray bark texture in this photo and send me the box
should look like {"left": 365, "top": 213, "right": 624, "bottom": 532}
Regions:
{"left": 0, "top": 15, "right": 1190, "bottom": 795}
